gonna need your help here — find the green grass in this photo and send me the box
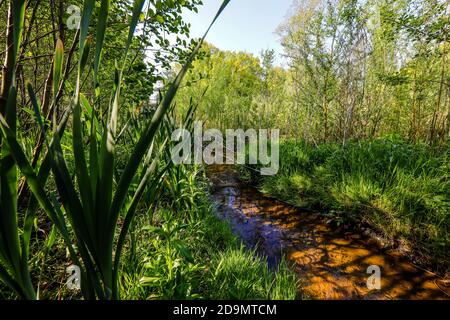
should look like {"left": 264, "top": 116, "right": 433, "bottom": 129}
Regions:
{"left": 205, "top": 247, "right": 298, "bottom": 300}
{"left": 253, "top": 138, "right": 449, "bottom": 272}
{"left": 1, "top": 164, "right": 299, "bottom": 300}
{"left": 117, "top": 166, "right": 298, "bottom": 300}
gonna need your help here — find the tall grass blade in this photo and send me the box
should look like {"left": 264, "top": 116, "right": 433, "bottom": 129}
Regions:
{"left": 109, "top": 0, "right": 231, "bottom": 238}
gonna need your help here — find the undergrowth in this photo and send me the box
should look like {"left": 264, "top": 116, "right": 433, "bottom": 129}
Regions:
{"left": 246, "top": 138, "right": 449, "bottom": 274}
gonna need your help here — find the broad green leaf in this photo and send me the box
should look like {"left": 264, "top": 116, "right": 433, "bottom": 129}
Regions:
{"left": 173, "top": 240, "right": 194, "bottom": 264}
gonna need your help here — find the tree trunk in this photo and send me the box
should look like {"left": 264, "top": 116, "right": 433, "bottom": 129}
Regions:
{"left": 0, "top": 1, "right": 14, "bottom": 116}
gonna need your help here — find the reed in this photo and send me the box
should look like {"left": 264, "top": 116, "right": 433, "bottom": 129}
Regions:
{"left": 0, "top": 0, "right": 231, "bottom": 300}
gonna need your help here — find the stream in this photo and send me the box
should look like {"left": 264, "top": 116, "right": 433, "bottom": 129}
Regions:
{"left": 207, "top": 164, "right": 449, "bottom": 300}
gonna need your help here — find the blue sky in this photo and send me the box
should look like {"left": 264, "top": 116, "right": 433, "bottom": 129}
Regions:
{"left": 182, "top": 0, "right": 295, "bottom": 66}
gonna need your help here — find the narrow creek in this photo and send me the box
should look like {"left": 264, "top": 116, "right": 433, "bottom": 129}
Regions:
{"left": 207, "top": 164, "right": 449, "bottom": 300}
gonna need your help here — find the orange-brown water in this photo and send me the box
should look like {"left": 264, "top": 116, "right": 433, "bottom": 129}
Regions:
{"left": 207, "top": 165, "right": 449, "bottom": 300}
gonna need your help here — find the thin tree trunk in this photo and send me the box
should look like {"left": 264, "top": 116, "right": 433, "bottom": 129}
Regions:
{"left": 0, "top": 1, "right": 14, "bottom": 116}
{"left": 410, "top": 68, "right": 417, "bottom": 142}
{"left": 322, "top": 31, "right": 336, "bottom": 142}
{"left": 430, "top": 44, "right": 446, "bottom": 145}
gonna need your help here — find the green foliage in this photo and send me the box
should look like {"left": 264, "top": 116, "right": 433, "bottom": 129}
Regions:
{"left": 259, "top": 138, "right": 449, "bottom": 269}
{"left": 119, "top": 169, "right": 297, "bottom": 300}
{"left": 206, "top": 248, "right": 298, "bottom": 300}
{"left": 0, "top": 0, "right": 231, "bottom": 300}
{"left": 138, "top": 209, "right": 202, "bottom": 299}
{"left": 1, "top": 0, "right": 447, "bottom": 301}
{"left": 174, "top": 0, "right": 448, "bottom": 276}
{"left": 176, "top": 42, "right": 292, "bottom": 130}
{"left": 179, "top": 0, "right": 449, "bottom": 144}
{"left": 0, "top": 0, "right": 35, "bottom": 300}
